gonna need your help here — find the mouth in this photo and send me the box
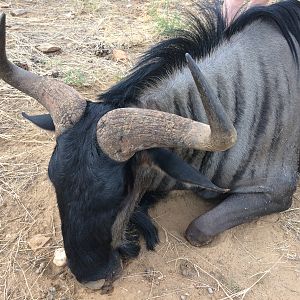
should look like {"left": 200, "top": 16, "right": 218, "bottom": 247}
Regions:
{"left": 82, "top": 278, "right": 115, "bottom": 294}
{"left": 82, "top": 259, "right": 123, "bottom": 293}
{"left": 82, "top": 279, "right": 106, "bottom": 290}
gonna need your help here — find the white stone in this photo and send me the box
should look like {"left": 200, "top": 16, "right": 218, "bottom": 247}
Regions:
{"left": 53, "top": 248, "right": 67, "bottom": 267}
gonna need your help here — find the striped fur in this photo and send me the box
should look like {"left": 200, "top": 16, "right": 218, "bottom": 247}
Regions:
{"left": 101, "top": 0, "right": 300, "bottom": 197}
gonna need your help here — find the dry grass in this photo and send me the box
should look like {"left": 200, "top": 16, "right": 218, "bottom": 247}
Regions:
{"left": 281, "top": 193, "right": 300, "bottom": 240}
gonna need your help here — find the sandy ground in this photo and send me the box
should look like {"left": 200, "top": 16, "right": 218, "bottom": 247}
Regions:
{"left": 0, "top": 1, "right": 299, "bottom": 300}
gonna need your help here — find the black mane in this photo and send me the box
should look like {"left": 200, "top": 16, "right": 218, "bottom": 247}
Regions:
{"left": 100, "top": 0, "right": 300, "bottom": 106}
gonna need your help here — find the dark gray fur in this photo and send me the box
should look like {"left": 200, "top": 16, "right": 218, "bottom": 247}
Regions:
{"left": 138, "top": 21, "right": 299, "bottom": 189}
{"left": 134, "top": 20, "right": 299, "bottom": 241}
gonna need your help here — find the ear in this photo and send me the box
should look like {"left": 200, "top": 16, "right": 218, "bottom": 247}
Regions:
{"left": 147, "top": 148, "right": 229, "bottom": 193}
{"left": 22, "top": 112, "right": 55, "bottom": 131}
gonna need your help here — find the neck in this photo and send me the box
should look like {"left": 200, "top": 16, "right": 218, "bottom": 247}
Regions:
{"left": 136, "top": 20, "right": 298, "bottom": 127}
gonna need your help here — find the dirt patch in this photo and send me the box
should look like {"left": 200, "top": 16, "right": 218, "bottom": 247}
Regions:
{"left": 0, "top": 1, "right": 299, "bottom": 299}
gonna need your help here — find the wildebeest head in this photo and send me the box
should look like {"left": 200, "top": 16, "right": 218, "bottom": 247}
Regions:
{"left": 0, "top": 13, "right": 236, "bottom": 289}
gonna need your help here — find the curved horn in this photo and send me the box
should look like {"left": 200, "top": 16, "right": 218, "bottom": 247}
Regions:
{"left": 0, "top": 13, "right": 86, "bottom": 134}
{"left": 185, "top": 53, "right": 236, "bottom": 147}
{"left": 97, "top": 54, "right": 237, "bottom": 162}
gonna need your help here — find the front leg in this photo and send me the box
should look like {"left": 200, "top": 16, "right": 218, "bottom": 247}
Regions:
{"left": 185, "top": 191, "right": 293, "bottom": 246}
{"left": 131, "top": 192, "right": 167, "bottom": 250}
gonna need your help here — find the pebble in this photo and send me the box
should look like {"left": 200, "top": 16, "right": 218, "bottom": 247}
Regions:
{"left": 27, "top": 234, "right": 50, "bottom": 252}
{"left": 179, "top": 260, "right": 197, "bottom": 278}
{"left": 51, "top": 71, "right": 60, "bottom": 78}
{"left": 14, "top": 61, "right": 29, "bottom": 71}
{"left": 94, "top": 42, "right": 112, "bottom": 57}
{"left": 47, "top": 294, "right": 55, "bottom": 300}
{"left": 144, "top": 267, "right": 154, "bottom": 280}
{"left": 11, "top": 9, "right": 30, "bottom": 17}
{"left": 180, "top": 293, "right": 190, "bottom": 300}
{"left": 47, "top": 287, "right": 56, "bottom": 300}
{"left": 64, "top": 12, "right": 75, "bottom": 19}
{"left": 112, "top": 49, "right": 128, "bottom": 62}
{"left": 36, "top": 43, "right": 61, "bottom": 54}
{"left": 35, "top": 262, "right": 46, "bottom": 274}
{"left": 0, "top": 2, "right": 11, "bottom": 8}
{"left": 59, "top": 272, "right": 67, "bottom": 280}
{"left": 208, "top": 287, "right": 214, "bottom": 294}
{"left": 53, "top": 248, "right": 67, "bottom": 267}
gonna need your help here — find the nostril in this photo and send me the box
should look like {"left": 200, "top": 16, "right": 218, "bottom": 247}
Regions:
{"left": 82, "top": 279, "right": 105, "bottom": 290}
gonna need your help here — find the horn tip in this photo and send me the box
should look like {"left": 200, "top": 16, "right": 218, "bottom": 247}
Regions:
{"left": 0, "top": 12, "right": 6, "bottom": 23}
{"left": 185, "top": 53, "right": 198, "bottom": 73}
{"left": 0, "top": 12, "right": 6, "bottom": 54}
{"left": 185, "top": 52, "right": 192, "bottom": 62}
{"left": 21, "top": 112, "right": 28, "bottom": 118}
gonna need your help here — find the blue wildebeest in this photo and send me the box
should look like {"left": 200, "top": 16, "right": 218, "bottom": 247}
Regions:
{"left": 0, "top": 0, "right": 299, "bottom": 291}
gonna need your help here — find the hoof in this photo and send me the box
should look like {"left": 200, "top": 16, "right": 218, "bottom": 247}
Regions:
{"left": 185, "top": 222, "right": 213, "bottom": 247}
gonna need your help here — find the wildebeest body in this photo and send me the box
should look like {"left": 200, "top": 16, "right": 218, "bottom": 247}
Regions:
{"left": 100, "top": 1, "right": 300, "bottom": 244}
{"left": 136, "top": 20, "right": 300, "bottom": 196}
{"left": 1, "top": 0, "right": 300, "bottom": 289}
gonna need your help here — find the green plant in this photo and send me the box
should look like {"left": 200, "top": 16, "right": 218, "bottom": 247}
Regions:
{"left": 72, "top": 0, "right": 102, "bottom": 13}
{"left": 63, "top": 69, "right": 87, "bottom": 87}
{"left": 149, "top": 0, "right": 183, "bottom": 36}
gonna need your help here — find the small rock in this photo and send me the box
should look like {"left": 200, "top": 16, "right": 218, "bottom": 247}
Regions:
{"left": 255, "top": 220, "right": 263, "bottom": 226}
{"left": 35, "top": 262, "right": 46, "bottom": 274}
{"left": 94, "top": 42, "right": 112, "bottom": 57}
{"left": 49, "top": 286, "right": 56, "bottom": 294}
{"left": 157, "top": 274, "right": 164, "bottom": 280}
{"left": 11, "top": 9, "right": 29, "bottom": 17}
{"left": 47, "top": 286, "right": 56, "bottom": 300}
{"left": 53, "top": 248, "right": 67, "bottom": 267}
{"left": 112, "top": 49, "right": 128, "bottom": 62}
{"left": 180, "top": 295, "right": 187, "bottom": 300}
{"left": 27, "top": 234, "right": 50, "bottom": 252}
{"left": 100, "top": 280, "right": 114, "bottom": 295}
{"left": 14, "top": 61, "right": 29, "bottom": 71}
{"left": 59, "top": 272, "right": 66, "bottom": 280}
{"left": 30, "top": 56, "right": 45, "bottom": 64}
{"left": 36, "top": 43, "right": 61, "bottom": 54}
{"left": 179, "top": 260, "right": 197, "bottom": 278}
{"left": 51, "top": 71, "right": 60, "bottom": 78}
{"left": 126, "top": 0, "right": 132, "bottom": 8}
{"left": 207, "top": 287, "right": 214, "bottom": 294}
{"left": 0, "top": 2, "right": 11, "bottom": 8}
{"left": 144, "top": 267, "right": 155, "bottom": 282}
{"left": 64, "top": 12, "right": 75, "bottom": 19}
